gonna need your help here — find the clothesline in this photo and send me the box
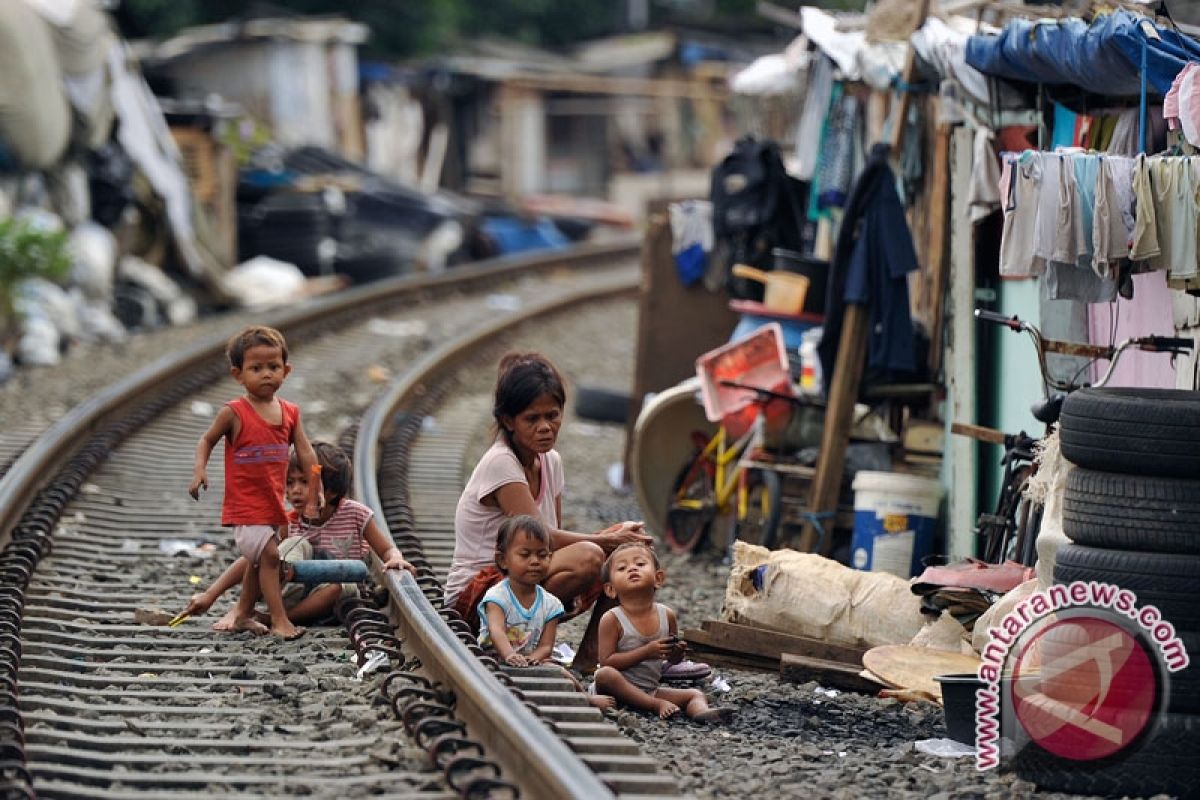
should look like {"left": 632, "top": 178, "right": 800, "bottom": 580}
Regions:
{"left": 998, "top": 148, "right": 1200, "bottom": 303}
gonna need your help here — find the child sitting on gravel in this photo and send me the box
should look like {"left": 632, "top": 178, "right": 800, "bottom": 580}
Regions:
{"left": 593, "top": 543, "right": 732, "bottom": 722}
{"left": 478, "top": 515, "right": 614, "bottom": 710}
{"left": 182, "top": 441, "right": 414, "bottom": 627}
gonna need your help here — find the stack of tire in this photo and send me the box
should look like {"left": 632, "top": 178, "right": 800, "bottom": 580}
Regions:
{"left": 1013, "top": 387, "right": 1200, "bottom": 798}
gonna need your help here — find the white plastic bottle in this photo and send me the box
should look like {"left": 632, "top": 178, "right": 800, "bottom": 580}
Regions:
{"left": 798, "top": 327, "right": 823, "bottom": 397}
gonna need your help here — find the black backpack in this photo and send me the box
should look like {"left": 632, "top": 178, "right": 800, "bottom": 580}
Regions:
{"left": 710, "top": 136, "right": 807, "bottom": 296}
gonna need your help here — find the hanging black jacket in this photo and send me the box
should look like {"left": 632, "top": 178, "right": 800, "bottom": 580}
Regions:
{"left": 817, "top": 143, "right": 920, "bottom": 391}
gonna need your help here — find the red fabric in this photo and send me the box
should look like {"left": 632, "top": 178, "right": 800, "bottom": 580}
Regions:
{"left": 911, "top": 559, "right": 1034, "bottom": 595}
{"left": 452, "top": 565, "right": 504, "bottom": 631}
{"left": 221, "top": 397, "right": 298, "bottom": 527}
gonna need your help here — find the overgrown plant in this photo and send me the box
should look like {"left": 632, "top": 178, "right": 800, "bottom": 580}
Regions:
{"left": 0, "top": 217, "right": 71, "bottom": 324}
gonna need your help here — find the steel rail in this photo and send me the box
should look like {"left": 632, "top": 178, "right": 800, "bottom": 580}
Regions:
{"left": 355, "top": 272, "right": 638, "bottom": 800}
{"left": 0, "top": 238, "right": 637, "bottom": 548}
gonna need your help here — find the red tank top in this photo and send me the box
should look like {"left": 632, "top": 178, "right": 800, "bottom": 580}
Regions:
{"left": 221, "top": 396, "right": 299, "bottom": 526}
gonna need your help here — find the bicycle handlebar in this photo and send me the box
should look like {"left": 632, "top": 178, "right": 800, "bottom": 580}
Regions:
{"left": 974, "top": 309, "right": 1024, "bottom": 331}
{"left": 975, "top": 307, "right": 1193, "bottom": 394}
{"left": 1136, "top": 335, "right": 1194, "bottom": 352}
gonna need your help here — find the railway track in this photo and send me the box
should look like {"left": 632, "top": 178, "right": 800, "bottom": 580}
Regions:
{"left": 0, "top": 240, "right": 684, "bottom": 799}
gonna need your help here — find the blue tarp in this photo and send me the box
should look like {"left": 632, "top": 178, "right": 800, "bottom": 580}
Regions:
{"left": 965, "top": 10, "right": 1200, "bottom": 96}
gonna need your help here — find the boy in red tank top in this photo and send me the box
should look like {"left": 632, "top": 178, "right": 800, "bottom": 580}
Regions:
{"left": 189, "top": 325, "right": 321, "bottom": 639}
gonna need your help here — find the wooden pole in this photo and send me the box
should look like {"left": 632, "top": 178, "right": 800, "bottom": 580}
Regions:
{"left": 796, "top": 303, "right": 869, "bottom": 554}
{"left": 887, "top": 0, "right": 932, "bottom": 154}
{"left": 926, "top": 122, "right": 952, "bottom": 375}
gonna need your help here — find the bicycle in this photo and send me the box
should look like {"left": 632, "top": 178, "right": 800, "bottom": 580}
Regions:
{"left": 956, "top": 309, "right": 1192, "bottom": 566}
{"left": 665, "top": 379, "right": 822, "bottom": 555}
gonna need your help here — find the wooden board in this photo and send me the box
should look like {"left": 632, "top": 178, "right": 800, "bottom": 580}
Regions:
{"left": 780, "top": 653, "right": 886, "bottom": 695}
{"left": 678, "top": 633, "right": 777, "bottom": 674}
{"left": 698, "top": 620, "right": 868, "bottom": 665}
{"left": 861, "top": 645, "right": 981, "bottom": 700}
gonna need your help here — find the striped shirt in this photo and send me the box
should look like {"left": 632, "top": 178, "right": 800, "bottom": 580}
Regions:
{"left": 287, "top": 498, "right": 373, "bottom": 560}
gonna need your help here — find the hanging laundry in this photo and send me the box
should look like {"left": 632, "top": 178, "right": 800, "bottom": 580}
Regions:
{"left": 795, "top": 54, "right": 834, "bottom": 182}
{"left": 998, "top": 152, "right": 1043, "bottom": 278}
{"left": 816, "top": 91, "right": 862, "bottom": 211}
{"left": 968, "top": 128, "right": 1000, "bottom": 223}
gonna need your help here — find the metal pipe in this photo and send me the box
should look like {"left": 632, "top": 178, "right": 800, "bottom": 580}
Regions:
{"left": 284, "top": 560, "right": 369, "bottom": 584}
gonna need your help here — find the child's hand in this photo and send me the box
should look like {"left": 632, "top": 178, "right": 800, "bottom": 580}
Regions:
{"left": 188, "top": 472, "right": 207, "bottom": 500}
{"left": 667, "top": 637, "right": 687, "bottom": 664}
{"left": 183, "top": 591, "right": 214, "bottom": 617}
{"left": 504, "top": 653, "right": 530, "bottom": 667}
{"left": 644, "top": 638, "right": 676, "bottom": 660}
{"left": 383, "top": 552, "right": 417, "bottom": 575}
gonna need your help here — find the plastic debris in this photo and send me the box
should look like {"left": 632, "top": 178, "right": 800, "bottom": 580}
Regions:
{"left": 552, "top": 642, "right": 576, "bottom": 665}
{"left": 914, "top": 738, "right": 975, "bottom": 758}
{"left": 189, "top": 575, "right": 202, "bottom": 585}
{"left": 606, "top": 462, "right": 625, "bottom": 491}
{"left": 190, "top": 400, "right": 213, "bottom": 417}
{"left": 485, "top": 293, "right": 522, "bottom": 311}
{"left": 711, "top": 674, "right": 731, "bottom": 693}
{"left": 814, "top": 687, "right": 840, "bottom": 698}
{"left": 159, "top": 539, "right": 199, "bottom": 555}
{"left": 367, "top": 364, "right": 391, "bottom": 383}
{"left": 81, "top": 483, "right": 100, "bottom": 494}
{"left": 356, "top": 650, "right": 390, "bottom": 681}
{"left": 367, "top": 318, "right": 428, "bottom": 338}
{"left": 120, "top": 539, "right": 139, "bottom": 552}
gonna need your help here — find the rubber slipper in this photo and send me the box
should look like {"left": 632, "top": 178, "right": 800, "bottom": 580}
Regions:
{"left": 661, "top": 659, "right": 712, "bottom": 682}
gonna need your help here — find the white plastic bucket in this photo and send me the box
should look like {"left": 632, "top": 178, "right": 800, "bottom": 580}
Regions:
{"left": 850, "top": 471, "right": 943, "bottom": 578}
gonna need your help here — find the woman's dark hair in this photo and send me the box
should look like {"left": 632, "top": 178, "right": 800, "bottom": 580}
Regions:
{"left": 494, "top": 514, "right": 551, "bottom": 572}
{"left": 289, "top": 441, "right": 352, "bottom": 502}
{"left": 492, "top": 352, "right": 566, "bottom": 445}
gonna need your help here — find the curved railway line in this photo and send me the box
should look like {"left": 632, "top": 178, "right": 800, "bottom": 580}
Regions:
{"left": 0, "top": 240, "right": 686, "bottom": 799}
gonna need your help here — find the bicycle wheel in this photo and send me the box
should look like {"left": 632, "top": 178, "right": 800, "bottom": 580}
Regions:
{"left": 733, "top": 469, "right": 783, "bottom": 550}
{"left": 665, "top": 449, "right": 716, "bottom": 554}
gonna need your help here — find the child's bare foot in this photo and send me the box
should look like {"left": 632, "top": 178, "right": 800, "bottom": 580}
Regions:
{"left": 211, "top": 608, "right": 240, "bottom": 631}
{"left": 651, "top": 699, "right": 680, "bottom": 719}
{"left": 692, "top": 706, "right": 734, "bottom": 723}
{"left": 230, "top": 616, "right": 269, "bottom": 635}
{"left": 271, "top": 622, "right": 305, "bottom": 641}
{"left": 587, "top": 694, "right": 616, "bottom": 711}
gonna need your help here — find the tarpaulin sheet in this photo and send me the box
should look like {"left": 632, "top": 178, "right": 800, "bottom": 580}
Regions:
{"left": 965, "top": 9, "right": 1200, "bottom": 96}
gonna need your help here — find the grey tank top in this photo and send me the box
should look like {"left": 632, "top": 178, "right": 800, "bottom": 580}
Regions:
{"left": 611, "top": 604, "right": 668, "bottom": 693}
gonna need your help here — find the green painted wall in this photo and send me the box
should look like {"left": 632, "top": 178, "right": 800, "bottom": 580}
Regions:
{"left": 979, "top": 278, "right": 1043, "bottom": 520}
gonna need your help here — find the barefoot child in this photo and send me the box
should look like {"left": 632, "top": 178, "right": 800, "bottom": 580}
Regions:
{"left": 478, "top": 515, "right": 614, "bottom": 710}
{"left": 182, "top": 441, "right": 415, "bottom": 627}
{"left": 593, "top": 543, "right": 731, "bottom": 722}
{"left": 188, "top": 325, "right": 320, "bottom": 639}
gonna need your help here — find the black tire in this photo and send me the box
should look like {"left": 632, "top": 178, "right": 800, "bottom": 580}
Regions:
{"left": 1064, "top": 467, "right": 1200, "bottom": 554}
{"left": 1036, "top": 620, "right": 1200, "bottom": 714}
{"left": 574, "top": 386, "right": 631, "bottom": 424}
{"left": 1053, "top": 544, "right": 1200, "bottom": 629}
{"left": 733, "top": 469, "right": 783, "bottom": 550}
{"left": 1013, "top": 712, "right": 1200, "bottom": 798}
{"left": 1059, "top": 387, "right": 1200, "bottom": 478}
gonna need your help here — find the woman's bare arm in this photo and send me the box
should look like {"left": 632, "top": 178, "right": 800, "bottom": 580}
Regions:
{"left": 491, "top": 483, "right": 650, "bottom": 553}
